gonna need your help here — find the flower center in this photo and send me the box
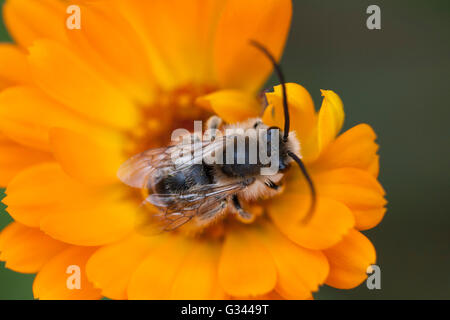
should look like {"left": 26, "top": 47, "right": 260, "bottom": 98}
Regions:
{"left": 123, "top": 85, "right": 269, "bottom": 239}
{"left": 125, "top": 84, "right": 215, "bottom": 157}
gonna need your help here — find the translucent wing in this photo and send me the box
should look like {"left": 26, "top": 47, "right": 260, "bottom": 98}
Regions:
{"left": 117, "top": 147, "right": 173, "bottom": 189}
{"left": 141, "top": 179, "right": 254, "bottom": 232}
{"left": 117, "top": 136, "right": 229, "bottom": 189}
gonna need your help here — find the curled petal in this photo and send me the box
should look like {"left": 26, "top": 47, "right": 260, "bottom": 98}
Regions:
{"left": 196, "top": 89, "right": 261, "bottom": 123}
{"left": 317, "top": 90, "right": 345, "bottom": 153}
{"left": 262, "top": 83, "right": 318, "bottom": 160}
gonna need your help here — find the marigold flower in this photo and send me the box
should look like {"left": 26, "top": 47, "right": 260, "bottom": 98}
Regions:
{"left": 0, "top": 0, "right": 386, "bottom": 299}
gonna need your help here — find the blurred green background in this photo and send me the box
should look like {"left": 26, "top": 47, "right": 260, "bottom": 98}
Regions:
{"left": 0, "top": 0, "right": 449, "bottom": 299}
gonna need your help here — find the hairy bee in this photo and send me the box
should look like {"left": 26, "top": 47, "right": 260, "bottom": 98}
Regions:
{"left": 118, "top": 41, "right": 316, "bottom": 232}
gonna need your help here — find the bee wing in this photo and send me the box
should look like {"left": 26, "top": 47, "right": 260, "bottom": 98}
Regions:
{"left": 118, "top": 136, "right": 228, "bottom": 189}
{"left": 146, "top": 182, "right": 245, "bottom": 212}
{"left": 117, "top": 147, "right": 174, "bottom": 189}
{"left": 141, "top": 181, "right": 250, "bottom": 232}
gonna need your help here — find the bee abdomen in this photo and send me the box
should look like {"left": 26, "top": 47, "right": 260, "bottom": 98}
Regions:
{"left": 153, "top": 164, "right": 215, "bottom": 195}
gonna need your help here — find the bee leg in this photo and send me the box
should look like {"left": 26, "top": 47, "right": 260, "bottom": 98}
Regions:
{"left": 232, "top": 194, "right": 253, "bottom": 221}
{"left": 205, "top": 116, "right": 223, "bottom": 141}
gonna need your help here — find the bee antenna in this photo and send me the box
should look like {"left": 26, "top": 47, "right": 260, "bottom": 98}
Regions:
{"left": 249, "top": 40, "right": 290, "bottom": 142}
{"left": 287, "top": 151, "right": 317, "bottom": 224}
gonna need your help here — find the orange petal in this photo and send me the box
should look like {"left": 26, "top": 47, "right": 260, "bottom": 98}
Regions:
{"left": 196, "top": 89, "right": 261, "bottom": 123}
{"left": 314, "top": 124, "right": 379, "bottom": 173}
{"left": 317, "top": 90, "right": 345, "bottom": 153}
{"left": 65, "top": 3, "right": 154, "bottom": 103}
{"left": 171, "top": 241, "right": 225, "bottom": 299}
{"left": 262, "top": 83, "right": 319, "bottom": 160}
{"left": 4, "top": 162, "right": 84, "bottom": 227}
{"left": 49, "top": 127, "right": 125, "bottom": 185}
{"left": 28, "top": 39, "right": 138, "bottom": 129}
{"left": 33, "top": 246, "right": 102, "bottom": 300}
{"left": 249, "top": 223, "right": 329, "bottom": 299}
{"left": 127, "top": 235, "right": 194, "bottom": 299}
{"left": 0, "top": 222, "right": 68, "bottom": 273}
{"left": 368, "top": 154, "right": 380, "bottom": 178}
{"left": 214, "top": 0, "right": 292, "bottom": 92}
{"left": 0, "top": 86, "right": 122, "bottom": 151}
{"left": 0, "top": 43, "right": 30, "bottom": 87}
{"left": 116, "top": 0, "right": 225, "bottom": 88}
{"left": 268, "top": 194, "right": 355, "bottom": 250}
{"left": 3, "top": 0, "right": 68, "bottom": 48}
{"left": 218, "top": 227, "right": 277, "bottom": 297}
{"left": 5, "top": 162, "right": 135, "bottom": 246}
{"left": 352, "top": 207, "right": 386, "bottom": 231}
{"left": 0, "top": 133, "right": 52, "bottom": 186}
{"left": 324, "top": 229, "right": 376, "bottom": 289}
{"left": 313, "top": 168, "right": 386, "bottom": 210}
{"left": 86, "top": 233, "right": 162, "bottom": 300}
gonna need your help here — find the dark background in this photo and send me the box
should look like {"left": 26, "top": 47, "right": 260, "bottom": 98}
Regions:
{"left": 0, "top": 0, "right": 449, "bottom": 299}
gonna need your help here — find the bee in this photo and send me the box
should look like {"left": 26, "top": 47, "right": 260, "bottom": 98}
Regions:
{"left": 118, "top": 41, "right": 316, "bottom": 232}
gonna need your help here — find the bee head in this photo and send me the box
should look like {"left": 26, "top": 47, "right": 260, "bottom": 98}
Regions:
{"left": 265, "top": 125, "right": 291, "bottom": 172}
{"left": 250, "top": 40, "right": 317, "bottom": 224}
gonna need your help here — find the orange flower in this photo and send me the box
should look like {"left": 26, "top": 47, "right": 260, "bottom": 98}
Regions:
{"left": 0, "top": 0, "right": 386, "bottom": 299}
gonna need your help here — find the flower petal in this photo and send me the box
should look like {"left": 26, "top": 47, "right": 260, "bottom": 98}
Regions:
{"left": 86, "top": 233, "right": 161, "bottom": 300}
{"left": 3, "top": 0, "right": 68, "bottom": 48}
{"left": 65, "top": 2, "right": 155, "bottom": 103}
{"left": 28, "top": 39, "right": 138, "bottom": 129}
{"left": 171, "top": 241, "right": 225, "bottom": 299}
{"left": 0, "top": 222, "right": 68, "bottom": 273}
{"left": 4, "top": 162, "right": 84, "bottom": 227}
{"left": 324, "top": 229, "right": 376, "bottom": 289}
{"left": 218, "top": 227, "right": 277, "bottom": 297}
{"left": 249, "top": 223, "right": 329, "bottom": 299}
{"left": 313, "top": 168, "right": 386, "bottom": 210}
{"left": 33, "top": 246, "right": 102, "bottom": 300}
{"left": 5, "top": 162, "right": 136, "bottom": 246}
{"left": 268, "top": 194, "right": 355, "bottom": 250}
{"left": 0, "top": 86, "right": 121, "bottom": 152}
{"left": 0, "top": 43, "right": 30, "bottom": 88}
{"left": 262, "top": 83, "right": 318, "bottom": 160}
{"left": 0, "top": 133, "right": 52, "bottom": 186}
{"left": 127, "top": 235, "right": 194, "bottom": 299}
{"left": 196, "top": 89, "right": 261, "bottom": 123}
{"left": 49, "top": 127, "right": 124, "bottom": 185}
{"left": 116, "top": 0, "right": 225, "bottom": 88}
{"left": 317, "top": 90, "right": 345, "bottom": 152}
{"left": 214, "top": 0, "right": 292, "bottom": 92}
{"left": 314, "top": 124, "right": 379, "bottom": 173}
